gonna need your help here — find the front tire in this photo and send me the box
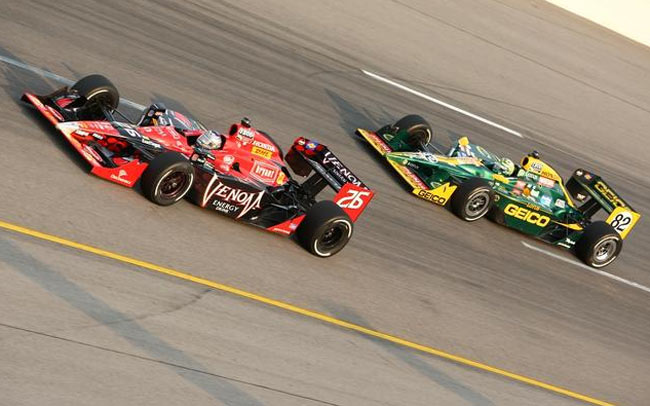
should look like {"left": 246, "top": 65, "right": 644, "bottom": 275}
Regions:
{"left": 141, "top": 152, "right": 194, "bottom": 206}
{"left": 72, "top": 74, "right": 119, "bottom": 110}
{"left": 450, "top": 178, "right": 494, "bottom": 221}
{"left": 297, "top": 201, "right": 353, "bottom": 257}
{"left": 575, "top": 221, "right": 622, "bottom": 268}
{"left": 394, "top": 114, "right": 432, "bottom": 150}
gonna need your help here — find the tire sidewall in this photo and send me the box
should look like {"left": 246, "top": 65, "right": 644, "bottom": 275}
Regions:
{"left": 310, "top": 217, "right": 353, "bottom": 257}
{"left": 141, "top": 152, "right": 194, "bottom": 206}
{"left": 585, "top": 234, "right": 622, "bottom": 268}
{"left": 462, "top": 186, "right": 493, "bottom": 221}
{"left": 152, "top": 165, "right": 194, "bottom": 205}
{"left": 451, "top": 178, "right": 494, "bottom": 222}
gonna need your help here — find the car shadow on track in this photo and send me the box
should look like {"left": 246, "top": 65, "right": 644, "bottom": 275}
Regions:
{"left": 324, "top": 88, "right": 460, "bottom": 195}
{"left": 0, "top": 234, "right": 266, "bottom": 406}
{"left": 322, "top": 303, "right": 497, "bottom": 406}
{"left": 0, "top": 48, "right": 89, "bottom": 173}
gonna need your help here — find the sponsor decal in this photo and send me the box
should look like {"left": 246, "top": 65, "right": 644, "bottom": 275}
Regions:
{"left": 28, "top": 94, "right": 45, "bottom": 108}
{"left": 223, "top": 155, "right": 235, "bottom": 165}
{"left": 252, "top": 161, "right": 278, "bottom": 182}
{"left": 45, "top": 105, "right": 64, "bottom": 121}
{"left": 540, "top": 195, "right": 552, "bottom": 206}
{"left": 531, "top": 161, "right": 543, "bottom": 172}
{"left": 201, "top": 175, "right": 264, "bottom": 218}
{"left": 252, "top": 146, "right": 272, "bottom": 159}
{"left": 525, "top": 171, "right": 538, "bottom": 181}
{"left": 323, "top": 151, "right": 362, "bottom": 186}
{"left": 365, "top": 132, "right": 392, "bottom": 154}
{"left": 410, "top": 152, "right": 438, "bottom": 163}
{"left": 504, "top": 203, "right": 550, "bottom": 227}
{"left": 525, "top": 202, "right": 541, "bottom": 211}
{"left": 83, "top": 145, "right": 102, "bottom": 162}
{"left": 276, "top": 171, "right": 286, "bottom": 185}
{"left": 110, "top": 169, "right": 131, "bottom": 185}
{"left": 537, "top": 177, "right": 555, "bottom": 188}
{"left": 530, "top": 188, "right": 540, "bottom": 198}
{"left": 454, "top": 156, "right": 479, "bottom": 165}
{"left": 337, "top": 189, "right": 372, "bottom": 210}
{"left": 252, "top": 139, "right": 276, "bottom": 152}
{"left": 555, "top": 199, "right": 566, "bottom": 209}
{"left": 83, "top": 121, "right": 114, "bottom": 131}
{"left": 238, "top": 127, "right": 255, "bottom": 138}
{"left": 212, "top": 200, "right": 237, "bottom": 214}
{"left": 416, "top": 183, "right": 457, "bottom": 206}
{"left": 594, "top": 180, "right": 626, "bottom": 208}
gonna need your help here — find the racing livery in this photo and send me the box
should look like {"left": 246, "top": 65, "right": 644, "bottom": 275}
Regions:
{"left": 23, "top": 74, "right": 374, "bottom": 257}
{"left": 356, "top": 114, "right": 640, "bottom": 267}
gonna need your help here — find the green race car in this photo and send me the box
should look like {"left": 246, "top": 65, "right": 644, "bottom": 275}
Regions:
{"left": 356, "top": 115, "right": 641, "bottom": 268}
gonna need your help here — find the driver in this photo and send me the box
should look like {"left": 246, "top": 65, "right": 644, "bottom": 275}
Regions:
{"left": 196, "top": 130, "right": 225, "bottom": 150}
{"left": 493, "top": 157, "right": 516, "bottom": 177}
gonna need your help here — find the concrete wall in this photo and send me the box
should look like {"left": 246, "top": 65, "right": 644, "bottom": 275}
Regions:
{"left": 546, "top": 0, "right": 650, "bottom": 47}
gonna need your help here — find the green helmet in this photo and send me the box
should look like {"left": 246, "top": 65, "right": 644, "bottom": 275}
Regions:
{"left": 497, "top": 158, "right": 515, "bottom": 176}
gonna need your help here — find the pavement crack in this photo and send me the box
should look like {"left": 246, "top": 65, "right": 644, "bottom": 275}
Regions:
{"left": 0, "top": 321, "right": 343, "bottom": 406}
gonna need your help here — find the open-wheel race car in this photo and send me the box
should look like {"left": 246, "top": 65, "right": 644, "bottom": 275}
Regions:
{"left": 356, "top": 115, "right": 640, "bottom": 268}
{"left": 22, "top": 74, "right": 374, "bottom": 257}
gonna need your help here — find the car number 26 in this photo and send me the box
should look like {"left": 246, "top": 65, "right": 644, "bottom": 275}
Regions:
{"left": 337, "top": 189, "right": 372, "bottom": 210}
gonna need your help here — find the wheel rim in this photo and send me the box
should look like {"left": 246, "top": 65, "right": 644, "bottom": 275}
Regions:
{"left": 315, "top": 220, "right": 351, "bottom": 256}
{"left": 159, "top": 171, "right": 190, "bottom": 200}
{"left": 465, "top": 189, "right": 491, "bottom": 219}
{"left": 593, "top": 237, "right": 619, "bottom": 265}
{"left": 409, "top": 129, "right": 431, "bottom": 147}
{"left": 87, "top": 89, "right": 116, "bottom": 110}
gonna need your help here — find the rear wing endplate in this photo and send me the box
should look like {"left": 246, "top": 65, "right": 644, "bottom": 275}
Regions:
{"left": 285, "top": 137, "right": 374, "bottom": 221}
{"left": 566, "top": 169, "right": 640, "bottom": 238}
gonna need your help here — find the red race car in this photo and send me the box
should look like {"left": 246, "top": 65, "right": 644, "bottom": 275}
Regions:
{"left": 22, "top": 74, "right": 374, "bottom": 257}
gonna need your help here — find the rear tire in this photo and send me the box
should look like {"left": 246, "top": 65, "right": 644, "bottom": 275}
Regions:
{"left": 394, "top": 114, "right": 432, "bottom": 150}
{"left": 71, "top": 74, "right": 119, "bottom": 119}
{"left": 451, "top": 178, "right": 494, "bottom": 221}
{"left": 141, "top": 152, "right": 194, "bottom": 206}
{"left": 297, "top": 201, "right": 353, "bottom": 257}
{"left": 575, "top": 221, "right": 622, "bottom": 268}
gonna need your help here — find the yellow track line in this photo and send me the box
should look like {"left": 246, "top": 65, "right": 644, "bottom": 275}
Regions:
{"left": 0, "top": 219, "right": 614, "bottom": 406}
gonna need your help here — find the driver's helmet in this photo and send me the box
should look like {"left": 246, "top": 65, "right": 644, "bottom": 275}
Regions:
{"left": 495, "top": 157, "right": 515, "bottom": 176}
{"left": 196, "top": 130, "right": 223, "bottom": 150}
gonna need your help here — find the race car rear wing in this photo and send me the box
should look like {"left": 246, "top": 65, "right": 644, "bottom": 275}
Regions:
{"left": 285, "top": 137, "right": 374, "bottom": 221}
{"left": 566, "top": 169, "right": 640, "bottom": 238}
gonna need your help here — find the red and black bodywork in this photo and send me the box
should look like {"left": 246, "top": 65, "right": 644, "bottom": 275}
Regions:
{"left": 22, "top": 75, "right": 374, "bottom": 256}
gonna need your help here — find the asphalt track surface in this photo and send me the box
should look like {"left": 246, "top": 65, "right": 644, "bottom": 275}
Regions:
{"left": 1, "top": 1, "right": 649, "bottom": 405}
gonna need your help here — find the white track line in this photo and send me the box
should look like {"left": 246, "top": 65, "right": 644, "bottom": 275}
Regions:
{"left": 0, "top": 54, "right": 145, "bottom": 110}
{"left": 361, "top": 69, "right": 523, "bottom": 138}
{"left": 521, "top": 241, "right": 650, "bottom": 294}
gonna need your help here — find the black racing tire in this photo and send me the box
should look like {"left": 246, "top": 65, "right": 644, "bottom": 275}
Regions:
{"left": 575, "top": 221, "right": 622, "bottom": 268}
{"left": 141, "top": 152, "right": 194, "bottom": 206}
{"left": 394, "top": 114, "right": 432, "bottom": 150}
{"left": 296, "top": 201, "right": 353, "bottom": 258}
{"left": 450, "top": 178, "right": 494, "bottom": 221}
{"left": 71, "top": 74, "right": 120, "bottom": 112}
